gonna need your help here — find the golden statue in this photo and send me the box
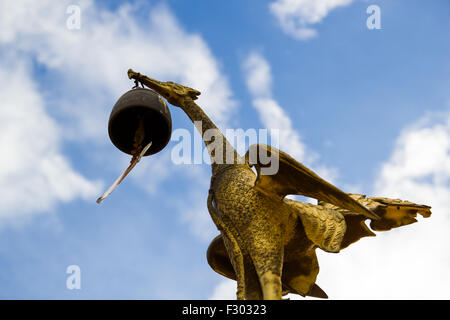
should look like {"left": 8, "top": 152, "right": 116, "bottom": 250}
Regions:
{"left": 100, "top": 69, "right": 432, "bottom": 300}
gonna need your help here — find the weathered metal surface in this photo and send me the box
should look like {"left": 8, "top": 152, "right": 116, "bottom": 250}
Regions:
{"left": 126, "top": 69, "right": 432, "bottom": 300}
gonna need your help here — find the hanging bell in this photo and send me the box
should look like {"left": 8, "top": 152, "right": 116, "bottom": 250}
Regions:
{"left": 108, "top": 87, "right": 172, "bottom": 156}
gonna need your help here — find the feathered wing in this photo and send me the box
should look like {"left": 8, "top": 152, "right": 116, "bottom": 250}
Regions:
{"left": 319, "top": 194, "right": 432, "bottom": 249}
{"left": 277, "top": 195, "right": 431, "bottom": 298}
{"left": 284, "top": 199, "right": 348, "bottom": 253}
{"left": 245, "top": 144, "right": 379, "bottom": 220}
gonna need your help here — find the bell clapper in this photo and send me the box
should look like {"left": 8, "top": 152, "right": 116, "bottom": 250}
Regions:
{"left": 96, "top": 118, "right": 152, "bottom": 204}
{"left": 131, "top": 116, "right": 146, "bottom": 157}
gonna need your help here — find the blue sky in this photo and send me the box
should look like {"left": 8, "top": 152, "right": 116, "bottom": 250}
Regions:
{"left": 0, "top": 0, "right": 449, "bottom": 299}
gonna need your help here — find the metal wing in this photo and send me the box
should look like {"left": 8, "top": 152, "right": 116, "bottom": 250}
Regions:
{"left": 245, "top": 144, "right": 379, "bottom": 220}
{"left": 318, "top": 194, "right": 432, "bottom": 248}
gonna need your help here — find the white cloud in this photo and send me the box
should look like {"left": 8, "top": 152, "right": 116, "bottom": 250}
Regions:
{"left": 375, "top": 118, "right": 450, "bottom": 198}
{"left": 209, "top": 111, "right": 450, "bottom": 299}
{"left": 242, "top": 52, "right": 337, "bottom": 181}
{"left": 178, "top": 185, "right": 218, "bottom": 243}
{"left": 0, "top": 61, "right": 101, "bottom": 223}
{"left": 212, "top": 49, "right": 450, "bottom": 299}
{"left": 209, "top": 279, "right": 236, "bottom": 300}
{"left": 0, "top": 0, "right": 235, "bottom": 140}
{"left": 0, "top": 0, "right": 236, "bottom": 236}
{"left": 242, "top": 52, "right": 307, "bottom": 162}
{"left": 208, "top": 51, "right": 340, "bottom": 299}
{"left": 131, "top": 150, "right": 217, "bottom": 242}
{"left": 313, "top": 112, "right": 450, "bottom": 299}
{"left": 269, "top": 0, "right": 354, "bottom": 40}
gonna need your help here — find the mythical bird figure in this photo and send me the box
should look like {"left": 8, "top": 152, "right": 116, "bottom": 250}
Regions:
{"left": 125, "top": 69, "right": 431, "bottom": 300}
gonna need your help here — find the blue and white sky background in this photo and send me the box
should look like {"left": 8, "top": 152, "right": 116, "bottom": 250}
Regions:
{"left": 0, "top": 0, "right": 449, "bottom": 299}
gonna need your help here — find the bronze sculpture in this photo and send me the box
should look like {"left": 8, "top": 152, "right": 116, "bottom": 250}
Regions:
{"left": 101, "top": 69, "right": 432, "bottom": 300}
